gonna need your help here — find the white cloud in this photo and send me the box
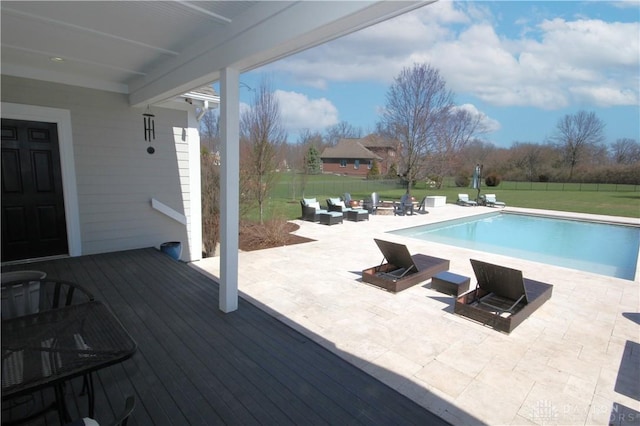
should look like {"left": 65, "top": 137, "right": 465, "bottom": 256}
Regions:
{"left": 569, "top": 85, "right": 639, "bottom": 107}
{"left": 264, "top": 1, "right": 467, "bottom": 86}
{"left": 264, "top": 1, "right": 639, "bottom": 110}
{"left": 453, "top": 103, "right": 501, "bottom": 133}
{"left": 274, "top": 90, "right": 339, "bottom": 132}
{"left": 611, "top": 0, "right": 640, "bottom": 8}
{"left": 239, "top": 102, "right": 251, "bottom": 117}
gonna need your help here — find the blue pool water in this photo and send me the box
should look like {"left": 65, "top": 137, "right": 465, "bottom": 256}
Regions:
{"left": 389, "top": 212, "right": 640, "bottom": 280}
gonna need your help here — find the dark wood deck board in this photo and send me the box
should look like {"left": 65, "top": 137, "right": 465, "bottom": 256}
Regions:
{"left": 2, "top": 248, "right": 450, "bottom": 425}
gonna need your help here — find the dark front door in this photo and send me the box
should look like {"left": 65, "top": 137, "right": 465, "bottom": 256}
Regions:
{"left": 2, "top": 119, "right": 69, "bottom": 262}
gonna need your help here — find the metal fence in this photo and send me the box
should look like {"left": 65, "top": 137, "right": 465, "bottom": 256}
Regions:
{"left": 453, "top": 181, "right": 640, "bottom": 192}
{"left": 274, "top": 175, "right": 639, "bottom": 200}
{"left": 273, "top": 179, "right": 405, "bottom": 199}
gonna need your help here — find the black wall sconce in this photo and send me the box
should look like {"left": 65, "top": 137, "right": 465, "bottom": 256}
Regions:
{"left": 143, "top": 106, "right": 155, "bottom": 141}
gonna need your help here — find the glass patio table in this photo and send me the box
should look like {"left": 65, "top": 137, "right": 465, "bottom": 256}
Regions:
{"left": 2, "top": 300, "right": 137, "bottom": 423}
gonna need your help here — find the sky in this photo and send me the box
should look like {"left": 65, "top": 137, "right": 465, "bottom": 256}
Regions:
{"left": 218, "top": 0, "right": 640, "bottom": 148}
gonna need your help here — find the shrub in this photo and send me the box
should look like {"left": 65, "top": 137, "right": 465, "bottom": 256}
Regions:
{"left": 538, "top": 174, "right": 549, "bottom": 182}
{"left": 485, "top": 173, "right": 501, "bottom": 187}
{"left": 239, "top": 218, "right": 290, "bottom": 250}
{"left": 455, "top": 174, "right": 470, "bottom": 187}
{"left": 367, "top": 159, "right": 381, "bottom": 180}
{"left": 386, "top": 162, "right": 398, "bottom": 179}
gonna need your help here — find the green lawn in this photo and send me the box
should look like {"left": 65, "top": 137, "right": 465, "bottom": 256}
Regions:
{"left": 251, "top": 173, "right": 640, "bottom": 221}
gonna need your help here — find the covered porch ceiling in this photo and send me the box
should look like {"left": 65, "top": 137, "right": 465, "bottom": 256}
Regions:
{"left": 1, "top": 0, "right": 435, "bottom": 313}
{"left": 1, "top": 1, "right": 433, "bottom": 106}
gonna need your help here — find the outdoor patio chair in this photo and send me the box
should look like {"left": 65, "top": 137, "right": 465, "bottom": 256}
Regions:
{"left": 300, "top": 198, "right": 327, "bottom": 222}
{"left": 65, "top": 395, "right": 136, "bottom": 426}
{"left": 2, "top": 279, "right": 96, "bottom": 423}
{"left": 454, "top": 259, "right": 553, "bottom": 333}
{"left": 363, "top": 192, "right": 380, "bottom": 215}
{"left": 482, "top": 194, "right": 506, "bottom": 208}
{"left": 326, "top": 197, "right": 352, "bottom": 213}
{"left": 457, "top": 194, "right": 478, "bottom": 206}
{"left": 327, "top": 197, "right": 369, "bottom": 222}
{"left": 393, "top": 193, "right": 414, "bottom": 216}
{"left": 1, "top": 278, "right": 94, "bottom": 320}
{"left": 343, "top": 193, "right": 360, "bottom": 208}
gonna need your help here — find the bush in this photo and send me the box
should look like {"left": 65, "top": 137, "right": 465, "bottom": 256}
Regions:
{"left": 485, "top": 173, "right": 501, "bottom": 187}
{"left": 239, "top": 218, "right": 291, "bottom": 250}
{"left": 386, "top": 163, "right": 398, "bottom": 179}
{"left": 538, "top": 174, "right": 549, "bottom": 182}
{"left": 455, "top": 174, "right": 470, "bottom": 187}
{"left": 367, "top": 159, "right": 381, "bottom": 180}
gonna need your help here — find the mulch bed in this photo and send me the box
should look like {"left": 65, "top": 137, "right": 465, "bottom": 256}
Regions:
{"left": 238, "top": 221, "right": 315, "bottom": 251}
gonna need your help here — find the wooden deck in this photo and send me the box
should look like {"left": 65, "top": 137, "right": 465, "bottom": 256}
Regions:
{"left": 2, "top": 248, "right": 450, "bottom": 425}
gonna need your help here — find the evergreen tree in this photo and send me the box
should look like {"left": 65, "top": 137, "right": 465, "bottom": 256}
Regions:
{"left": 367, "top": 159, "right": 381, "bottom": 180}
{"left": 386, "top": 162, "right": 398, "bottom": 179}
{"left": 305, "top": 146, "right": 321, "bottom": 174}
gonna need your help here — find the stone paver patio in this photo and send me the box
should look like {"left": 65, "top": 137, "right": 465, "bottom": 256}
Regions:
{"left": 192, "top": 205, "right": 639, "bottom": 425}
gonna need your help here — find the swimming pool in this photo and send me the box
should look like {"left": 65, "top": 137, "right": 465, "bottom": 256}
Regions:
{"left": 389, "top": 212, "right": 640, "bottom": 280}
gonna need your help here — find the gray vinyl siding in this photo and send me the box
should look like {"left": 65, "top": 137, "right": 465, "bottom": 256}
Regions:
{"left": 1, "top": 76, "right": 194, "bottom": 259}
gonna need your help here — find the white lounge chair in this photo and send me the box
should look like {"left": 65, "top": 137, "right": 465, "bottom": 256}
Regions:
{"left": 457, "top": 194, "right": 477, "bottom": 206}
{"left": 483, "top": 194, "right": 506, "bottom": 208}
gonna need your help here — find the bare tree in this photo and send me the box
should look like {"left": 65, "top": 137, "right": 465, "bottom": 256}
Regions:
{"left": 240, "top": 78, "right": 287, "bottom": 223}
{"left": 379, "top": 63, "right": 454, "bottom": 191}
{"left": 611, "top": 138, "right": 640, "bottom": 164}
{"left": 429, "top": 107, "right": 488, "bottom": 187}
{"left": 201, "top": 153, "right": 220, "bottom": 257}
{"left": 324, "top": 121, "right": 361, "bottom": 146}
{"left": 551, "top": 110, "right": 605, "bottom": 180}
{"left": 510, "top": 142, "right": 545, "bottom": 181}
{"left": 199, "top": 109, "right": 220, "bottom": 154}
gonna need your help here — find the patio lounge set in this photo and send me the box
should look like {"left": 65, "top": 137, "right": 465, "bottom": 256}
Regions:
{"left": 302, "top": 192, "right": 434, "bottom": 223}
{"left": 360, "top": 239, "right": 553, "bottom": 333}
{"left": 300, "top": 195, "right": 369, "bottom": 225}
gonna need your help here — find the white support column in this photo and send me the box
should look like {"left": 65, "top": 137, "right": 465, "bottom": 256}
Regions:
{"left": 219, "top": 68, "right": 240, "bottom": 313}
{"left": 186, "top": 109, "right": 203, "bottom": 261}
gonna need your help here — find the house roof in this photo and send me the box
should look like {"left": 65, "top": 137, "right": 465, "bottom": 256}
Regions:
{"left": 359, "top": 133, "right": 400, "bottom": 149}
{"left": 0, "top": 1, "right": 434, "bottom": 107}
{"left": 321, "top": 139, "right": 382, "bottom": 160}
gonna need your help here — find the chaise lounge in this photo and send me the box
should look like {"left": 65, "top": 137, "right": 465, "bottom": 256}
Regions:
{"left": 362, "top": 239, "right": 450, "bottom": 292}
{"left": 457, "top": 194, "right": 477, "bottom": 206}
{"left": 454, "top": 259, "right": 553, "bottom": 333}
{"left": 481, "top": 194, "right": 506, "bottom": 208}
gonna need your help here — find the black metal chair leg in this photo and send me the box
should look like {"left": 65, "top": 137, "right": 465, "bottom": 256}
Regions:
{"left": 86, "top": 373, "right": 95, "bottom": 418}
{"left": 54, "top": 383, "right": 71, "bottom": 424}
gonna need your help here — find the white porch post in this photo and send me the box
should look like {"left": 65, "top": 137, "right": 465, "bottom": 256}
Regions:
{"left": 186, "top": 110, "right": 203, "bottom": 262}
{"left": 219, "top": 67, "right": 240, "bottom": 312}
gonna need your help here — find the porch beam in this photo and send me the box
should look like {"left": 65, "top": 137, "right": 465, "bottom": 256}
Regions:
{"left": 219, "top": 67, "right": 240, "bottom": 313}
{"left": 128, "top": 1, "right": 433, "bottom": 107}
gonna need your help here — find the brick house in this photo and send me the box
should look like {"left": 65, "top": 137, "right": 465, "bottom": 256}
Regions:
{"left": 320, "top": 135, "right": 400, "bottom": 177}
